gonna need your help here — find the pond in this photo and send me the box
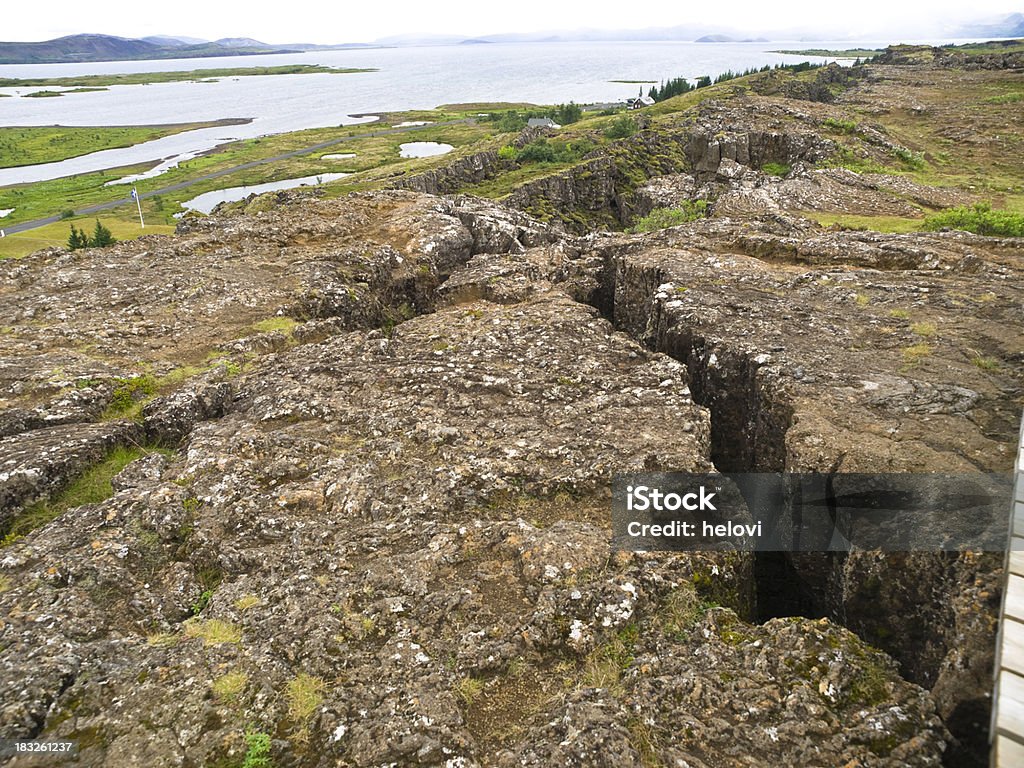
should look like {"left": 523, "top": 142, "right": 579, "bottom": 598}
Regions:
{"left": 399, "top": 142, "right": 453, "bottom": 158}
{"left": 179, "top": 172, "right": 349, "bottom": 214}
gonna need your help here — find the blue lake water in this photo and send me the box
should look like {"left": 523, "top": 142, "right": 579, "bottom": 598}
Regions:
{"left": 0, "top": 38, "right": 979, "bottom": 186}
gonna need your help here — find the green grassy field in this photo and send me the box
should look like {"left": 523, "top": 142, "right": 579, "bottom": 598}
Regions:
{"left": 941, "top": 40, "right": 1024, "bottom": 55}
{"left": 0, "top": 106, "right": 517, "bottom": 254}
{"left": 772, "top": 48, "right": 882, "bottom": 58}
{"left": 0, "top": 64, "right": 376, "bottom": 88}
{"left": 0, "top": 120, "right": 251, "bottom": 168}
{"left": 803, "top": 212, "right": 925, "bottom": 233}
{"left": 0, "top": 214, "right": 175, "bottom": 258}
{"left": 826, "top": 72, "right": 1024, "bottom": 214}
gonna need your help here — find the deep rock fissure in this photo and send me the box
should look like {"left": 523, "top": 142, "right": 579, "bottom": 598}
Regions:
{"left": 581, "top": 248, "right": 993, "bottom": 765}
{"left": 585, "top": 252, "right": 831, "bottom": 624}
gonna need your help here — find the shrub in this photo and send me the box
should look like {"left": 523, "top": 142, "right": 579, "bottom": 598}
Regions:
{"left": 627, "top": 201, "right": 708, "bottom": 233}
{"left": 823, "top": 117, "right": 857, "bottom": 134}
{"left": 569, "top": 138, "right": 596, "bottom": 157}
{"left": 603, "top": 115, "right": 637, "bottom": 139}
{"left": 496, "top": 110, "right": 526, "bottom": 132}
{"left": 241, "top": 730, "right": 272, "bottom": 768}
{"left": 67, "top": 224, "right": 89, "bottom": 250}
{"left": 922, "top": 202, "right": 1024, "bottom": 237}
{"left": 497, "top": 144, "right": 518, "bottom": 161}
{"left": 515, "top": 139, "right": 589, "bottom": 165}
{"left": 893, "top": 146, "right": 925, "bottom": 170}
{"left": 517, "top": 139, "right": 558, "bottom": 164}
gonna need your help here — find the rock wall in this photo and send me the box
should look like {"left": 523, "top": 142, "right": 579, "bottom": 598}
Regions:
{"left": 585, "top": 218, "right": 1021, "bottom": 765}
{"left": 392, "top": 126, "right": 548, "bottom": 195}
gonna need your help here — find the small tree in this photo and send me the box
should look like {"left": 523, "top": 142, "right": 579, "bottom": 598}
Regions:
{"left": 497, "top": 110, "right": 526, "bottom": 133}
{"left": 89, "top": 220, "right": 116, "bottom": 248}
{"left": 67, "top": 224, "right": 88, "bottom": 250}
{"left": 553, "top": 102, "right": 583, "bottom": 125}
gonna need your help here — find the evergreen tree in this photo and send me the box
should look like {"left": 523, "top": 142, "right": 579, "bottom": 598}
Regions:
{"left": 67, "top": 224, "right": 88, "bottom": 250}
{"left": 89, "top": 220, "right": 116, "bottom": 248}
{"left": 649, "top": 77, "right": 693, "bottom": 103}
{"left": 553, "top": 102, "right": 582, "bottom": 125}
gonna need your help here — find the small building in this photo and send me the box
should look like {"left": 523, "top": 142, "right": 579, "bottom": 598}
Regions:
{"left": 628, "top": 96, "right": 656, "bottom": 110}
{"left": 527, "top": 117, "right": 560, "bottom": 129}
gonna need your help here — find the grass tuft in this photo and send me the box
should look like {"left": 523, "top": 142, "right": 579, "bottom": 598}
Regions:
{"left": 103, "top": 375, "right": 158, "bottom": 420}
{"left": 184, "top": 618, "right": 242, "bottom": 646}
{"left": 212, "top": 670, "right": 249, "bottom": 702}
{"left": 455, "top": 676, "right": 485, "bottom": 706}
{"left": 234, "top": 594, "right": 262, "bottom": 611}
{"left": 285, "top": 673, "right": 326, "bottom": 722}
{"left": 902, "top": 342, "right": 932, "bottom": 364}
{"left": 146, "top": 632, "right": 178, "bottom": 648}
{"left": 761, "top": 162, "right": 791, "bottom": 177}
{"left": 251, "top": 317, "right": 299, "bottom": 335}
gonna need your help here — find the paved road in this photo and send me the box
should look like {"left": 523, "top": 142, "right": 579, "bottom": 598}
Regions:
{"left": 1, "top": 119, "right": 472, "bottom": 236}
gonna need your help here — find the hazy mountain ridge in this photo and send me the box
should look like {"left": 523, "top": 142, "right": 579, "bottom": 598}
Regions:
{"left": 2, "top": 12, "right": 1022, "bottom": 65}
{"left": 0, "top": 33, "right": 300, "bottom": 64}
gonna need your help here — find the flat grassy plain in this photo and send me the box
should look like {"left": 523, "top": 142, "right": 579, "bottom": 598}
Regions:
{"left": 772, "top": 48, "right": 882, "bottom": 57}
{"left": 0, "top": 120, "right": 251, "bottom": 167}
{"left": 0, "top": 107, "right": 515, "bottom": 256}
{"left": 0, "top": 64, "right": 375, "bottom": 88}
{"left": 0, "top": 215, "right": 174, "bottom": 258}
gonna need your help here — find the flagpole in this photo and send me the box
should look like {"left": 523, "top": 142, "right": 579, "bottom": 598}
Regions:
{"left": 132, "top": 188, "right": 145, "bottom": 228}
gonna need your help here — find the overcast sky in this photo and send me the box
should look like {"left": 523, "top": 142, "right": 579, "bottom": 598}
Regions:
{"left": 4, "top": 1, "right": 1020, "bottom": 43}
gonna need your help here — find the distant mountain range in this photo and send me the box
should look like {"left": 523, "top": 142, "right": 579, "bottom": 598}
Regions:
{"left": 2, "top": 13, "right": 1022, "bottom": 65}
{"left": 953, "top": 12, "right": 1024, "bottom": 39}
{"left": 0, "top": 33, "right": 376, "bottom": 65}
